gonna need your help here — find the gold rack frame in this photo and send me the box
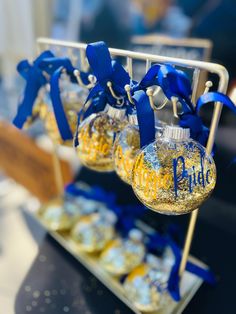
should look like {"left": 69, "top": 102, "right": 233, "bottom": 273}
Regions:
{"left": 36, "top": 37, "right": 229, "bottom": 282}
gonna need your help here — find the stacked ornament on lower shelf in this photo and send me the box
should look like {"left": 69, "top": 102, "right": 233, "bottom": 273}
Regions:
{"left": 38, "top": 183, "right": 178, "bottom": 312}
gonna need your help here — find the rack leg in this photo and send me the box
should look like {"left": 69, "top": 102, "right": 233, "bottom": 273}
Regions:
{"left": 178, "top": 208, "right": 199, "bottom": 277}
{"left": 52, "top": 143, "right": 64, "bottom": 196}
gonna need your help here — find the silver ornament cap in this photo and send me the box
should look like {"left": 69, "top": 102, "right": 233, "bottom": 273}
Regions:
{"left": 163, "top": 125, "right": 190, "bottom": 141}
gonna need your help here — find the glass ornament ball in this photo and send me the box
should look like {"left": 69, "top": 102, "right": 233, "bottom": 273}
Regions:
{"left": 70, "top": 211, "right": 116, "bottom": 253}
{"left": 113, "top": 123, "right": 140, "bottom": 184}
{"left": 43, "top": 105, "right": 77, "bottom": 146}
{"left": 123, "top": 254, "right": 171, "bottom": 312}
{"left": 132, "top": 126, "right": 216, "bottom": 215}
{"left": 76, "top": 105, "right": 127, "bottom": 172}
{"left": 39, "top": 201, "right": 73, "bottom": 231}
{"left": 99, "top": 229, "right": 145, "bottom": 275}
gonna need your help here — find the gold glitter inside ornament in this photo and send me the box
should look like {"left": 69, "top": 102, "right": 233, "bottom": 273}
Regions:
{"left": 70, "top": 211, "right": 116, "bottom": 253}
{"left": 39, "top": 202, "right": 73, "bottom": 231}
{"left": 132, "top": 126, "right": 216, "bottom": 215}
{"left": 113, "top": 125, "right": 140, "bottom": 184}
{"left": 42, "top": 105, "right": 78, "bottom": 146}
{"left": 76, "top": 106, "right": 127, "bottom": 172}
{"left": 99, "top": 229, "right": 145, "bottom": 275}
{"left": 123, "top": 255, "right": 171, "bottom": 312}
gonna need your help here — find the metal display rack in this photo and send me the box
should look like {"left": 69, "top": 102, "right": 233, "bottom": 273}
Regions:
{"left": 35, "top": 37, "right": 229, "bottom": 313}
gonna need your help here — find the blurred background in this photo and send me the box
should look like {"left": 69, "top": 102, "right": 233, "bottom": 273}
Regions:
{"left": 1, "top": 0, "right": 236, "bottom": 87}
{"left": 0, "top": 1, "right": 236, "bottom": 313}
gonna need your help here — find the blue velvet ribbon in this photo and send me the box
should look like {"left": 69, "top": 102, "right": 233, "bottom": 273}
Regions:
{"left": 196, "top": 91, "right": 236, "bottom": 114}
{"left": 157, "top": 64, "right": 194, "bottom": 113}
{"left": 83, "top": 41, "right": 131, "bottom": 112}
{"left": 143, "top": 63, "right": 212, "bottom": 149}
{"left": 180, "top": 91, "right": 236, "bottom": 150}
{"left": 38, "top": 57, "right": 91, "bottom": 141}
{"left": 65, "top": 182, "right": 146, "bottom": 235}
{"left": 65, "top": 182, "right": 117, "bottom": 207}
{"left": 134, "top": 63, "right": 211, "bottom": 148}
{"left": 167, "top": 238, "right": 216, "bottom": 301}
{"left": 74, "top": 41, "right": 132, "bottom": 147}
{"left": 146, "top": 232, "right": 216, "bottom": 301}
{"left": 50, "top": 67, "right": 74, "bottom": 141}
{"left": 133, "top": 90, "right": 156, "bottom": 147}
{"left": 38, "top": 57, "right": 90, "bottom": 85}
{"left": 13, "top": 50, "right": 54, "bottom": 128}
{"left": 132, "top": 63, "right": 194, "bottom": 113}
{"left": 137, "top": 64, "right": 161, "bottom": 89}
{"left": 179, "top": 112, "right": 211, "bottom": 149}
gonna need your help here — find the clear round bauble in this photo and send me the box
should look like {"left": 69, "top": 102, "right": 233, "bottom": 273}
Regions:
{"left": 123, "top": 254, "right": 171, "bottom": 312}
{"left": 39, "top": 201, "right": 73, "bottom": 231}
{"left": 43, "top": 106, "right": 77, "bottom": 146}
{"left": 132, "top": 126, "right": 216, "bottom": 215}
{"left": 113, "top": 124, "right": 140, "bottom": 184}
{"left": 76, "top": 106, "right": 127, "bottom": 172}
{"left": 99, "top": 229, "right": 145, "bottom": 275}
{"left": 61, "top": 80, "right": 88, "bottom": 112}
{"left": 70, "top": 210, "right": 116, "bottom": 253}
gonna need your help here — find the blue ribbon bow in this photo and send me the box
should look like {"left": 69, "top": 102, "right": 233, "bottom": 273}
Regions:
{"left": 65, "top": 182, "right": 146, "bottom": 235}
{"left": 13, "top": 50, "right": 54, "bottom": 128}
{"left": 180, "top": 91, "right": 236, "bottom": 150}
{"left": 146, "top": 63, "right": 212, "bottom": 149}
{"left": 38, "top": 57, "right": 92, "bottom": 141}
{"left": 196, "top": 91, "right": 236, "bottom": 114}
{"left": 157, "top": 64, "right": 194, "bottom": 113}
{"left": 83, "top": 42, "right": 131, "bottom": 114}
{"left": 74, "top": 41, "right": 132, "bottom": 147}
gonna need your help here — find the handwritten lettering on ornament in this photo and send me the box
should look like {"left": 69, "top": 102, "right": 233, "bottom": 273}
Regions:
{"left": 79, "top": 129, "right": 111, "bottom": 159}
{"left": 133, "top": 153, "right": 213, "bottom": 197}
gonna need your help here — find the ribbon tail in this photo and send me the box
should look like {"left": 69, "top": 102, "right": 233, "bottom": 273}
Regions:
{"left": 133, "top": 90, "right": 155, "bottom": 148}
{"left": 186, "top": 262, "right": 216, "bottom": 285}
{"left": 197, "top": 92, "right": 236, "bottom": 114}
{"left": 50, "top": 67, "right": 73, "bottom": 141}
{"left": 13, "top": 75, "right": 41, "bottom": 128}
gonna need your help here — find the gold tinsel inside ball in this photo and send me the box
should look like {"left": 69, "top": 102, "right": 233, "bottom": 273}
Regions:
{"left": 123, "top": 262, "right": 169, "bottom": 312}
{"left": 113, "top": 125, "right": 140, "bottom": 184}
{"left": 99, "top": 229, "right": 145, "bottom": 275}
{"left": 76, "top": 112, "right": 127, "bottom": 172}
{"left": 42, "top": 103, "right": 78, "bottom": 146}
{"left": 70, "top": 212, "right": 116, "bottom": 253}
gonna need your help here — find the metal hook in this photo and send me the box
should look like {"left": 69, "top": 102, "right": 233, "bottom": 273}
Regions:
{"left": 42, "top": 70, "right": 50, "bottom": 82}
{"left": 88, "top": 74, "right": 97, "bottom": 86}
{"left": 125, "top": 84, "right": 134, "bottom": 105}
{"left": 171, "top": 96, "right": 179, "bottom": 118}
{"left": 146, "top": 88, "right": 155, "bottom": 109}
{"left": 153, "top": 86, "right": 162, "bottom": 97}
{"left": 107, "top": 81, "right": 124, "bottom": 106}
{"left": 74, "top": 69, "right": 96, "bottom": 89}
{"left": 203, "top": 80, "right": 213, "bottom": 94}
{"left": 146, "top": 87, "right": 169, "bottom": 111}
